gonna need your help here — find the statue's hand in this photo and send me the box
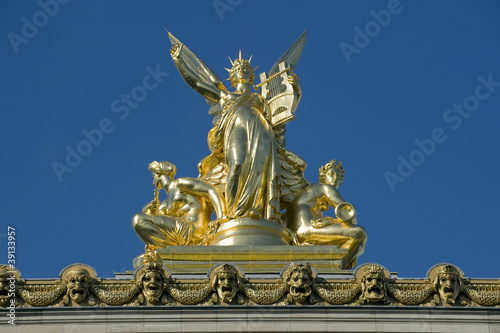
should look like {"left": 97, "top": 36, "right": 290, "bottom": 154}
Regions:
{"left": 287, "top": 72, "right": 299, "bottom": 87}
{"left": 311, "top": 217, "right": 338, "bottom": 229}
{"left": 145, "top": 200, "right": 159, "bottom": 214}
{"left": 287, "top": 72, "right": 301, "bottom": 97}
{"left": 170, "top": 43, "right": 182, "bottom": 59}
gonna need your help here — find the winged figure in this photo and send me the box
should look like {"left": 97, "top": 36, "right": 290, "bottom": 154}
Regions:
{"left": 168, "top": 31, "right": 310, "bottom": 224}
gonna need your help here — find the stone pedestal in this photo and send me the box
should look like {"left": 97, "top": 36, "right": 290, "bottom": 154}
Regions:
{"left": 207, "top": 218, "right": 295, "bottom": 246}
{"left": 133, "top": 244, "right": 348, "bottom": 273}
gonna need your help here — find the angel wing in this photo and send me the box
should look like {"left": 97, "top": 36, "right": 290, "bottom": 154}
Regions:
{"left": 197, "top": 153, "right": 227, "bottom": 193}
{"left": 268, "top": 30, "right": 307, "bottom": 76}
{"left": 279, "top": 148, "right": 311, "bottom": 210}
{"left": 258, "top": 31, "right": 307, "bottom": 126}
{"left": 168, "top": 31, "right": 226, "bottom": 114}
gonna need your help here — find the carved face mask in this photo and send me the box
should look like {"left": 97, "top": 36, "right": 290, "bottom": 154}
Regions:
{"left": 438, "top": 273, "right": 460, "bottom": 304}
{"left": 142, "top": 271, "right": 163, "bottom": 303}
{"left": 363, "top": 272, "right": 385, "bottom": 302}
{"left": 288, "top": 270, "right": 313, "bottom": 302}
{"left": 0, "top": 273, "right": 11, "bottom": 306}
{"left": 66, "top": 270, "right": 91, "bottom": 303}
{"left": 216, "top": 272, "right": 238, "bottom": 303}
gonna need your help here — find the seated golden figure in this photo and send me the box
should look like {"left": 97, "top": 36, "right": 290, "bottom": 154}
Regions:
{"left": 133, "top": 161, "right": 226, "bottom": 247}
{"left": 287, "top": 160, "right": 367, "bottom": 268}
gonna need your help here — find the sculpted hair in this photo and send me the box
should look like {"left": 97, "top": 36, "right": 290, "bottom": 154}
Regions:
{"left": 432, "top": 265, "right": 462, "bottom": 290}
{"left": 148, "top": 161, "right": 176, "bottom": 177}
{"left": 210, "top": 264, "right": 240, "bottom": 291}
{"left": 227, "top": 52, "right": 256, "bottom": 85}
{"left": 136, "top": 263, "right": 168, "bottom": 289}
{"left": 319, "top": 160, "right": 344, "bottom": 188}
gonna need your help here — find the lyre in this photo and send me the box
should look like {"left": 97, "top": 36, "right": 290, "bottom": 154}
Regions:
{"left": 258, "top": 62, "right": 298, "bottom": 126}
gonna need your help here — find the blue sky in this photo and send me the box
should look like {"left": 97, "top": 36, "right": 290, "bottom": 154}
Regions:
{"left": 1, "top": 0, "right": 500, "bottom": 279}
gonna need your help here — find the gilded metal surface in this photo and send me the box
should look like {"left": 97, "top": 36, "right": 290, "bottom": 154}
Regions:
{"left": 205, "top": 218, "right": 295, "bottom": 246}
{"left": 132, "top": 245, "right": 347, "bottom": 273}
{"left": 287, "top": 160, "right": 367, "bottom": 268}
{"left": 168, "top": 31, "right": 308, "bottom": 224}
{"left": 133, "top": 161, "right": 225, "bottom": 247}
{"left": 3, "top": 262, "right": 499, "bottom": 308}
{"left": 130, "top": 31, "right": 367, "bottom": 269}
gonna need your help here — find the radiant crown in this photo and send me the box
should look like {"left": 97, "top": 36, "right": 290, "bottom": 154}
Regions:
{"left": 225, "top": 50, "right": 257, "bottom": 84}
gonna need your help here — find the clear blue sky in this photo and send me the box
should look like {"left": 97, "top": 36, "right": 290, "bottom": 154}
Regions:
{"left": 2, "top": 0, "right": 500, "bottom": 279}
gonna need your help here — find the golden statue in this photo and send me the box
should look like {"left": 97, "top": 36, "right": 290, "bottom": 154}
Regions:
{"left": 170, "top": 35, "right": 303, "bottom": 223}
{"left": 287, "top": 160, "right": 367, "bottom": 267}
{"left": 133, "top": 161, "right": 225, "bottom": 247}
{"left": 132, "top": 32, "right": 367, "bottom": 270}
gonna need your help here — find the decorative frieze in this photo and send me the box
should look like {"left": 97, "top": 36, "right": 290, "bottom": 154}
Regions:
{"left": 2, "top": 262, "right": 499, "bottom": 308}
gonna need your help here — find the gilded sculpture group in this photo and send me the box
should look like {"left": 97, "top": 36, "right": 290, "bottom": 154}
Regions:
{"left": 4, "top": 33, "right": 500, "bottom": 315}
{"left": 132, "top": 32, "right": 366, "bottom": 267}
{"left": 3, "top": 262, "right": 499, "bottom": 307}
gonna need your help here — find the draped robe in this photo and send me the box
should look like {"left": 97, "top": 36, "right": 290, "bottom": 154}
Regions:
{"left": 203, "top": 92, "right": 281, "bottom": 222}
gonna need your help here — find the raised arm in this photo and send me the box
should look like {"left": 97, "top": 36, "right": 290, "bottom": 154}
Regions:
{"left": 170, "top": 44, "right": 222, "bottom": 103}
